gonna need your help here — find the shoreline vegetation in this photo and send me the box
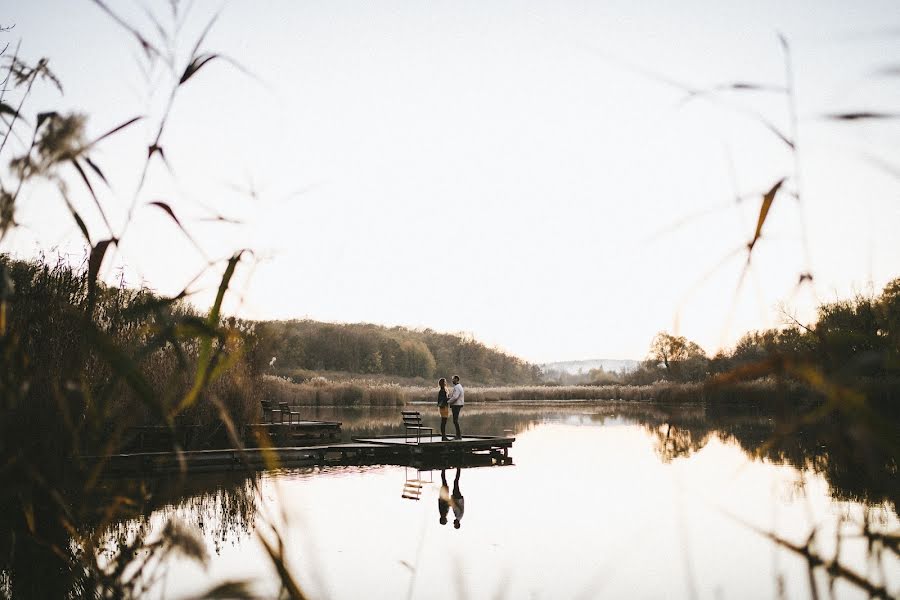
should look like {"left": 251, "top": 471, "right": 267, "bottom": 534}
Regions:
{"left": 263, "top": 373, "right": 900, "bottom": 408}
{"left": 6, "top": 253, "right": 900, "bottom": 427}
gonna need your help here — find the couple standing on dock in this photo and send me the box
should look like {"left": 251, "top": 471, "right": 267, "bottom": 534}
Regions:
{"left": 437, "top": 375, "right": 464, "bottom": 441}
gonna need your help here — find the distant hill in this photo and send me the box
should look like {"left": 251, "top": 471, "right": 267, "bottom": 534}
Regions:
{"left": 539, "top": 359, "right": 639, "bottom": 375}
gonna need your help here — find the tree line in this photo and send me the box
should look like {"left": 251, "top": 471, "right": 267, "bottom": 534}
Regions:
{"left": 623, "top": 277, "right": 900, "bottom": 385}
{"left": 250, "top": 320, "right": 543, "bottom": 385}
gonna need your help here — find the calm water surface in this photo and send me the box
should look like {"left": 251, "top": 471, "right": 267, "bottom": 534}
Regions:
{"left": 120, "top": 403, "right": 898, "bottom": 599}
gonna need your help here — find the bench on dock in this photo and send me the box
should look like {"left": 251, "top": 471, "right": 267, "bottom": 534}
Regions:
{"left": 279, "top": 402, "right": 301, "bottom": 425}
{"left": 401, "top": 411, "right": 433, "bottom": 444}
{"left": 260, "top": 400, "right": 282, "bottom": 424}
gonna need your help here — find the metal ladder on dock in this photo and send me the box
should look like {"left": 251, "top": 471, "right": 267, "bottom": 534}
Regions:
{"left": 401, "top": 467, "right": 431, "bottom": 501}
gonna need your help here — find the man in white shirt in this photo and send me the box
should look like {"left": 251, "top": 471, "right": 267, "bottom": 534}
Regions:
{"left": 447, "top": 374, "right": 465, "bottom": 440}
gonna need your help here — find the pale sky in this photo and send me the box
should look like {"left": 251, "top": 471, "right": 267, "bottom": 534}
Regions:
{"left": 3, "top": 1, "right": 899, "bottom": 362}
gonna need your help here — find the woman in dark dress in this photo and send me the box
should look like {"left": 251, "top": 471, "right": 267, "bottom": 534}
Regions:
{"left": 437, "top": 378, "right": 450, "bottom": 441}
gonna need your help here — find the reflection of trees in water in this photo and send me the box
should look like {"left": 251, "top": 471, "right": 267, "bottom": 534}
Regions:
{"left": 152, "top": 403, "right": 895, "bottom": 520}
{"left": 649, "top": 422, "right": 713, "bottom": 463}
{"left": 307, "top": 402, "right": 896, "bottom": 511}
{"left": 8, "top": 403, "right": 891, "bottom": 597}
{"left": 630, "top": 403, "right": 898, "bottom": 513}
{"left": 91, "top": 471, "right": 261, "bottom": 562}
{"left": 304, "top": 403, "right": 629, "bottom": 440}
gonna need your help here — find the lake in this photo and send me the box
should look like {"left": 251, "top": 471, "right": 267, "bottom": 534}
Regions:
{"left": 106, "top": 402, "right": 898, "bottom": 599}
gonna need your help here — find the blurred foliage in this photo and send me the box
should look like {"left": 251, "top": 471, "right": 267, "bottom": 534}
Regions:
{"left": 0, "top": 3, "right": 284, "bottom": 596}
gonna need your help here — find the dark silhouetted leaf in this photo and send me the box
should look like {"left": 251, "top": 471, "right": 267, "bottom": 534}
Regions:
{"left": 71, "top": 210, "right": 91, "bottom": 244}
{"left": 36, "top": 111, "right": 58, "bottom": 129}
{"left": 147, "top": 144, "right": 170, "bottom": 170}
{"left": 122, "top": 289, "right": 189, "bottom": 320}
{"left": 148, "top": 200, "right": 184, "bottom": 228}
{"left": 179, "top": 53, "right": 219, "bottom": 85}
{"left": 148, "top": 200, "right": 209, "bottom": 255}
{"left": 87, "top": 238, "right": 116, "bottom": 309}
{"left": 83, "top": 156, "right": 108, "bottom": 186}
{"left": 748, "top": 178, "right": 785, "bottom": 253}
{"left": 0, "top": 102, "right": 25, "bottom": 123}
{"left": 71, "top": 159, "right": 114, "bottom": 235}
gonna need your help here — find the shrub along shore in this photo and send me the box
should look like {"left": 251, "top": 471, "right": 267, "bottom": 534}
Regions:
{"left": 263, "top": 374, "right": 899, "bottom": 408}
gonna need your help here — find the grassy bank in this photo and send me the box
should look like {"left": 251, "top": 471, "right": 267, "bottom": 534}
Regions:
{"left": 1, "top": 254, "right": 266, "bottom": 451}
{"left": 262, "top": 374, "right": 863, "bottom": 407}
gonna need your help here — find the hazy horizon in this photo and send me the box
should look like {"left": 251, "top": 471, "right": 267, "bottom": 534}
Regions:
{"left": 4, "top": 1, "right": 900, "bottom": 363}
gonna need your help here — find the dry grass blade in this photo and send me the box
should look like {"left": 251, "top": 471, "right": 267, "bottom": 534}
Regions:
{"left": 678, "top": 81, "right": 787, "bottom": 105}
{"left": 759, "top": 119, "right": 795, "bottom": 149}
{"left": 826, "top": 112, "right": 900, "bottom": 121}
{"left": 724, "top": 512, "right": 894, "bottom": 599}
{"left": 180, "top": 53, "right": 220, "bottom": 85}
{"left": 718, "top": 82, "right": 786, "bottom": 93}
{"left": 188, "top": 12, "right": 220, "bottom": 65}
{"left": 258, "top": 529, "right": 309, "bottom": 600}
{"left": 176, "top": 252, "right": 243, "bottom": 412}
{"left": 747, "top": 178, "right": 785, "bottom": 253}
{"left": 89, "top": 0, "right": 162, "bottom": 59}
{"left": 89, "top": 115, "right": 143, "bottom": 146}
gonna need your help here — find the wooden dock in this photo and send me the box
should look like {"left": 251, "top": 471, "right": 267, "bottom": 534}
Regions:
{"left": 90, "top": 434, "right": 515, "bottom": 474}
{"left": 352, "top": 434, "right": 513, "bottom": 463}
{"left": 122, "top": 420, "right": 342, "bottom": 452}
{"left": 244, "top": 420, "right": 342, "bottom": 446}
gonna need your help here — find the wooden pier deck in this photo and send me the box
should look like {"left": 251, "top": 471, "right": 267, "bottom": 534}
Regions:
{"left": 90, "top": 434, "right": 515, "bottom": 474}
{"left": 243, "top": 420, "right": 342, "bottom": 446}
{"left": 353, "top": 434, "right": 513, "bottom": 458}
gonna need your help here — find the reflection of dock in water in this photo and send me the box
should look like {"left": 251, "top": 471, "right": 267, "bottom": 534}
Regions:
{"left": 91, "top": 434, "right": 515, "bottom": 474}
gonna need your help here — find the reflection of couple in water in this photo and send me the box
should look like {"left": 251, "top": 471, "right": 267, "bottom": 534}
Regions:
{"left": 438, "top": 468, "right": 464, "bottom": 529}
